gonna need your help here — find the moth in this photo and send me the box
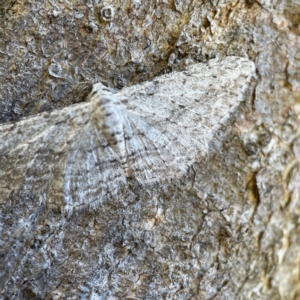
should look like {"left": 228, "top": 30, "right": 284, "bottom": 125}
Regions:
{"left": 0, "top": 57, "right": 255, "bottom": 212}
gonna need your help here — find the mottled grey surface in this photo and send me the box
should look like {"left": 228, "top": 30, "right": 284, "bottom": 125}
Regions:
{"left": 0, "top": 57, "right": 254, "bottom": 214}
{"left": 0, "top": 0, "right": 219, "bottom": 124}
{"left": 1, "top": 0, "right": 300, "bottom": 299}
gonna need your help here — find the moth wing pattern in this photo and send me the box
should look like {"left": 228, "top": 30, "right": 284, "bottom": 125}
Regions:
{"left": 0, "top": 105, "right": 82, "bottom": 203}
{"left": 0, "top": 102, "right": 127, "bottom": 212}
{"left": 120, "top": 56, "right": 255, "bottom": 183}
{"left": 55, "top": 122, "right": 127, "bottom": 211}
{"left": 0, "top": 56, "right": 255, "bottom": 212}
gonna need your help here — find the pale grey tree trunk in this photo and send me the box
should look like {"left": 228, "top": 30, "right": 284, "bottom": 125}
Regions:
{"left": 1, "top": 0, "right": 300, "bottom": 299}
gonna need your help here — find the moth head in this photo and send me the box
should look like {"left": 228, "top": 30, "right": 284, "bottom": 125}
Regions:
{"left": 89, "top": 83, "right": 121, "bottom": 127}
{"left": 88, "top": 83, "right": 114, "bottom": 104}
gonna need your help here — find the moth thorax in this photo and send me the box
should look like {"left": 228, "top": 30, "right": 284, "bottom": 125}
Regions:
{"left": 93, "top": 96, "right": 125, "bottom": 154}
{"left": 92, "top": 93, "right": 121, "bottom": 123}
{"left": 92, "top": 94, "right": 112, "bottom": 111}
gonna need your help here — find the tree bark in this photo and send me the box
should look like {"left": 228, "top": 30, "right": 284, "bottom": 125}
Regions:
{"left": 1, "top": 0, "right": 300, "bottom": 299}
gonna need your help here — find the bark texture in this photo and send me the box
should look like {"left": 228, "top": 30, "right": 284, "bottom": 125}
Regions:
{"left": 1, "top": 0, "right": 300, "bottom": 299}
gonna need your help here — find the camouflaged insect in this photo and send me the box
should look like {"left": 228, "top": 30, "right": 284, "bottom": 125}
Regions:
{"left": 0, "top": 57, "right": 255, "bottom": 212}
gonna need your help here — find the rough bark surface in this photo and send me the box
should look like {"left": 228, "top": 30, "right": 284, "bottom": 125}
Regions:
{"left": 1, "top": 0, "right": 300, "bottom": 299}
